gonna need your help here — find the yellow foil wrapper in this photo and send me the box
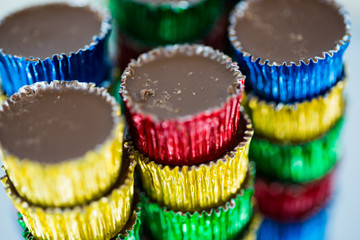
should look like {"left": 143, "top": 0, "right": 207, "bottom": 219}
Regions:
{"left": 134, "top": 112, "right": 253, "bottom": 212}
{"left": 241, "top": 212, "right": 263, "bottom": 240}
{"left": 0, "top": 81, "right": 124, "bottom": 207}
{"left": 1, "top": 158, "right": 136, "bottom": 240}
{"left": 245, "top": 80, "right": 345, "bottom": 143}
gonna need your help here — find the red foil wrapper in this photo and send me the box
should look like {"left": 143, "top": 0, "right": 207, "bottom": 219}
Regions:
{"left": 255, "top": 170, "right": 335, "bottom": 222}
{"left": 121, "top": 45, "right": 245, "bottom": 165}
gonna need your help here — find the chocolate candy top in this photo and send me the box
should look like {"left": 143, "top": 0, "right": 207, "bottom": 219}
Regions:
{"left": 0, "top": 84, "right": 114, "bottom": 163}
{"left": 124, "top": 48, "right": 241, "bottom": 119}
{"left": 232, "top": 0, "right": 347, "bottom": 64}
{"left": 0, "top": 3, "right": 102, "bottom": 59}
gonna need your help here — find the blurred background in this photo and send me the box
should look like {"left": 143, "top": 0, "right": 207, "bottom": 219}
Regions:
{"left": 0, "top": 0, "right": 359, "bottom": 239}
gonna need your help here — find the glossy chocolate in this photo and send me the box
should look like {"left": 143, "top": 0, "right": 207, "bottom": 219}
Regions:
{"left": 126, "top": 54, "right": 238, "bottom": 119}
{"left": 234, "top": 0, "right": 346, "bottom": 64}
{"left": 0, "top": 87, "right": 114, "bottom": 163}
{"left": 0, "top": 3, "right": 102, "bottom": 59}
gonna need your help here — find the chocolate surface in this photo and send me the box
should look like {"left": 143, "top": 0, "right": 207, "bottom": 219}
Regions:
{"left": 234, "top": 0, "right": 346, "bottom": 64}
{"left": 0, "top": 3, "right": 102, "bottom": 59}
{"left": 126, "top": 53, "right": 237, "bottom": 119}
{"left": 0, "top": 87, "right": 114, "bottom": 163}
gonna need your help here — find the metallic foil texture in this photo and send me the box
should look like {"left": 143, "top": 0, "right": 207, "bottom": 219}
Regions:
{"left": 109, "top": 0, "right": 223, "bottom": 45}
{"left": 1, "top": 159, "right": 136, "bottom": 240}
{"left": 257, "top": 207, "right": 329, "bottom": 240}
{"left": 0, "top": 81, "right": 124, "bottom": 207}
{"left": 141, "top": 163, "right": 255, "bottom": 240}
{"left": 134, "top": 111, "right": 253, "bottom": 212}
{"left": 120, "top": 44, "right": 245, "bottom": 165}
{"left": 245, "top": 80, "right": 345, "bottom": 143}
{"left": 17, "top": 201, "right": 141, "bottom": 240}
{"left": 0, "top": 3, "right": 112, "bottom": 96}
{"left": 115, "top": 15, "right": 228, "bottom": 70}
{"left": 228, "top": 0, "right": 350, "bottom": 103}
{"left": 239, "top": 213, "right": 263, "bottom": 240}
{"left": 254, "top": 170, "right": 334, "bottom": 222}
{"left": 250, "top": 118, "right": 344, "bottom": 183}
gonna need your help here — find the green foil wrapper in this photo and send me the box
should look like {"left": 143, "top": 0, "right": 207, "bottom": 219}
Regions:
{"left": 141, "top": 163, "right": 255, "bottom": 240}
{"left": 249, "top": 118, "right": 344, "bottom": 183}
{"left": 109, "top": 0, "right": 223, "bottom": 45}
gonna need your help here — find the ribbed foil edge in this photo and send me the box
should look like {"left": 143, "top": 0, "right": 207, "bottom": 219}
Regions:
{"left": 245, "top": 79, "right": 345, "bottom": 143}
{"left": 250, "top": 117, "right": 344, "bottom": 183}
{"left": 17, "top": 195, "right": 142, "bottom": 240}
{"left": 0, "top": 81, "right": 124, "bottom": 207}
{"left": 0, "top": 1, "right": 112, "bottom": 96}
{"left": 109, "top": 0, "right": 222, "bottom": 45}
{"left": 134, "top": 110, "right": 253, "bottom": 212}
{"left": 141, "top": 163, "right": 255, "bottom": 240}
{"left": 228, "top": 0, "right": 350, "bottom": 103}
{"left": 255, "top": 170, "right": 335, "bottom": 222}
{"left": 120, "top": 44, "right": 245, "bottom": 165}
{"left": 1, "top": 158, "right": 136, "bottom": 240}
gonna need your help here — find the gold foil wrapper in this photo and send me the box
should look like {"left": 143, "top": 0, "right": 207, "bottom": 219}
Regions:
{"left": 241, "top": 212, "right": 263, "bottom": 240}
{"left": 134, "top": 112, "right": 253, "bottom": 212}
{"left": 1, "top": 158, "right": 136, "bottom": 240}
{"left": 0, "top": 81, "right": 124, "bottom": 207}
{"left": 246, "top": 80, "right": 345, "bottom": 143}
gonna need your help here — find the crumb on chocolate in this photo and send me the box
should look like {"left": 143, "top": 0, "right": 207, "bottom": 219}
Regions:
{"left": 140, "top": 89, "right": 155, "bottom": 101}
{"left": 174, "top": 89, "right": 181, "bottom": 95}
{"left": 227, "top": 85, "right": 235, "bottom": 95}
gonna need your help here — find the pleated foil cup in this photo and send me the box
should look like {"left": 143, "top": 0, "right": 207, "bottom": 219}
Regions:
{"left": 17, "top": 194, "right": 142, "bottom": 240}
{"left": 141, "top": 163, "right": 255, "bottom": 240}
{"left": 250, "top": 117, "right": 344, "bottom": 183}
{"left": 257, "top": 207, "right": 329, "bottom": 240}
{"left": 255, "top": 170, "right": 335, "bottom": 222}
{"left": 109, "top": 0, "right": 223, "bottom": 45}
{"left": 0, "top": 81, "right": 124, "bottom": 207}
{"left": 115, "top": 15, "right": 228, "bottom": 70}
{"left": 228, "top": 0, "right": 350, "bottom": 103}
{"left": 120, "top": 44, "right": 245, "bottom": 165}
{"left": 1, "top": 158, "right": 136, "bottom": 240}
{"left": 245, "top": 79, "right": 345, "bottom": 143}
{"left": 134, "top": 110, "right": 253, "bottom": 212}
{"left": 0, "top": 1, "right": 112, "bottom": 96}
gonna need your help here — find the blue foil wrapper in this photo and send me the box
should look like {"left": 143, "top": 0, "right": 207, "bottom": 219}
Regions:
{"left": 228, "top": 0, "right": 351, "bottom": 103}
{"left": 257, "top": 207, "right": 329, "bottom": 240}
{"left": 0, "top": 5, "right": 112, "bottom": 96}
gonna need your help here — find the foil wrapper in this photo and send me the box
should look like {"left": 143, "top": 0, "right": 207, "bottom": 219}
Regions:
{"left": 17, "top": 196, "right": 142, "bottom": 240}
{"left": 134, "top": 110, "right": 253, "bottom": 212}
{"left": 115, "top": 15, "right": 228, "bottom": 70}
{"left": 238, "top": 212, "right": 263, "bottom": 240}
{"left": 109, "top": 0, "right": 223, "bottom": 45}
{"left": 250, "top": 117, "right": 344, "bottom": 183}
{"left": 0, "top": 2, "right": 111, "bottom": 96}
{"left": 257, "top": 207, "right": 329, "bottom": 240}
{"left": 120, "top": 44, "right": 245, "bottom": 165}
{"left": 228, "top": 0, "right": 350, "bottom": 103}
{"left": 255, "top": 170, "right": 334, "bottom": 222}
{"left": 0, "top": 81, "right": 124, "bottom": 207}
{"left": 1, "top": 158, "right": 136, "bottom": 240}
{"left": 245, "top": 80, "right": 345, "bottom": 143}
{"left": 141, "top": 163, "right": 255, "bottom": 240}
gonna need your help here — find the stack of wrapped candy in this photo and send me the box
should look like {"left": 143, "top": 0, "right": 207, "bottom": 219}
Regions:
{"left": 120, "top": 44, "right": 261, "bottom": 239}
{"left": 228, "top": 0, "right": 350, "bottom": 235}
{"left": 109, "top": 0, "right": 227, "bottom": 70}
{"left": 0, "top": 81, "right": 142, "bottom": 240}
